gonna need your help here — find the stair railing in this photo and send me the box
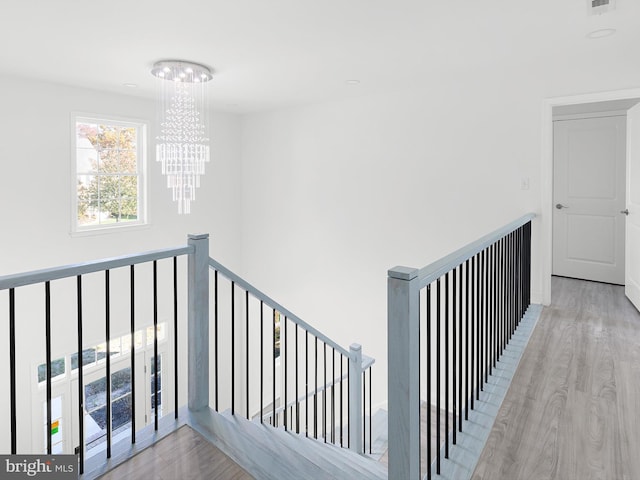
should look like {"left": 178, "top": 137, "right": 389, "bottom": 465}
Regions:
{"left": 0, "top": 241, "right": 194, "bottom": 475}
{"left": 209, "top": 255, "right": 374, "bottom": 454}
{"left": 0, "top": 232, "right": 374, "bottom": 479}
{"left": 387, "top": 214, "right": 535, "bottom": 479}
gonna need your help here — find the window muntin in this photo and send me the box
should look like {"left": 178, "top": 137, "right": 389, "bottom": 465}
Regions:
{"left": 73, "top": 116, "right": 146, "bottom": 232}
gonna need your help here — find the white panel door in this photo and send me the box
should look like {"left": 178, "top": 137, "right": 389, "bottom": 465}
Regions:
{"left": 553, "top": 115, "right": 626, "bottom": 284}
{"left": 626, "top": 104, "right": 640, "bottom": 311}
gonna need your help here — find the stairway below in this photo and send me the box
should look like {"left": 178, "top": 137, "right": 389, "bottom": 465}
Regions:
{"left": 188, "top": 408, "right": 388, "bottom": 480}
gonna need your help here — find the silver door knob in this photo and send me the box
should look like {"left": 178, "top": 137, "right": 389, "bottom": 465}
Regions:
{"left": 556, "top": 204, "right": 568, "bottom": 209}
{"left": 621, "top": 209, "right": 629, "bottom": 215}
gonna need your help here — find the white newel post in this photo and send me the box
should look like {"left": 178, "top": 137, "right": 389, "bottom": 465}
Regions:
{"left": 388, "top": 266, "right": 420, "bottom": 480}
{"left": 188, "top": 233, "right": 210, "bottom": 411}
{"left": 349, "top": 343, "right": 363, "bottom": 454}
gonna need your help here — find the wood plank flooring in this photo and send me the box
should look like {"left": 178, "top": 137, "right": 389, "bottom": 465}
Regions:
{"left": 97, "top": 425, "right": 253, "bottom": 480}
{"left": 473, "top": 277, "right": 640, "bottom": 479}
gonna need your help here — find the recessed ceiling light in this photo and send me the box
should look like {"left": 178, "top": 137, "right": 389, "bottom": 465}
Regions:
{"left": 346, "top": 79, "right": 360, "bottom": 85}
{"left": 587, "top": 28, "right": 616, "bottom": 39}
{"left": 122, "top": 83, "right": 138, "bottom": 88}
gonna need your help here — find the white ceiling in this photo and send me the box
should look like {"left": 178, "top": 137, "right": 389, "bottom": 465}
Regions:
{"left": 1, "top": 0, "right": 639, "bottom": 112}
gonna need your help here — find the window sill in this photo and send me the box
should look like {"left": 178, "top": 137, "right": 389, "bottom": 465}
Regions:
{"left": 70, "top": 222, "right": 151, "bottom": 238}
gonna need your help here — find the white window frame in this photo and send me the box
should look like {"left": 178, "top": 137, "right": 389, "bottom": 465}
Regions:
{"left": 71, "top": 113, "right": 148, "bottom": 235}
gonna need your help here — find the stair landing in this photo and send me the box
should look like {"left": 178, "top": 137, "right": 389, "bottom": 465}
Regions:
{"left": 97, "top": 425, "right": 251, "bottom": 480}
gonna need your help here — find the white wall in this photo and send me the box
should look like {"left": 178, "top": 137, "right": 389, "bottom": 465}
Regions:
{"left": 0, "top": 75, "right": 242, "bottom": 273}
{"left": 238, "top": 63, "right": 640, "bottom": 408}
{"left": 0, "top": 74, "right": 242, "bottom": 452}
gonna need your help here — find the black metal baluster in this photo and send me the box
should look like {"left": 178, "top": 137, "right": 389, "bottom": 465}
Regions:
{"left": 284, "top": 317, "right": 288, "bottom": 431}
{"left": 478, "top": 251, "right": 483, "bottom": 395}
{"left": 484, "top": 248, "right": 489, "bottom": 382}
{"left": 519, "top": 226, "right": 524, "bottom": 320}
{"left": 490, "top": 244, "right": 494, "bottom": 371}
{"left": 129, "top": 267, "right": 136, "bottom": 444}
{"left": 524, "top": 225, "right": 528, "bottom": 309}
{"left": 517, "top": 228, "right": 522, "bottom": 321}
{"left": 296, "top": 324, "right": 299, "bottom": 434}
{"left": 273, "top": 309, "right": 276, "bottom": 427}
{"left": 445, "top": 272, "right": 449, "bottom": 458}
{"left": 476, "top": 253, "right": 481, "bottom": 401}
{"left": 76, "top": 276, "right": 84, "bottom": 470}
{"left": 497, "top": 242, "right": 501, "bottom": 364}
{"left": 511, "top": 232, "right": 518, "bottom": 335}
{"left": 485, "top": 247, "right": 489, "bottom": 384}
{"left": 260, "top": 301, "right": 264, "bottom": 424}
{"left": 495, "top": 243, "right": 499, "bottom": 365}
{"left": 347, "top": 343, "right": 350, "bottom": 448}
{"left": 436, "top": 277, "right": 441, "bottom": 474}
{"left": 520, "top": 226, "right": 525, "bottom": 314}
{"left": 515, "top": 229, "right": 519, "bottom": 322}
{"left": 231, "top": 282, "right": 235, "bottom": 416}
{"left": 331, "top": 347, "right": 335, "bottom": 444}
{"left": 369, "top": 367, "right": 372, "bottom": 455}
{"left": 426, "top": 284, "right": 432, "bottom": 480}
{"left": 489, "top": 243, "right": 498, "bottom": 373}
{"left": 458, "top": 262, "right": 463, "bottom": 432}
{"left": 452, "top": 267, "right": 457, "bottom": 444}
{"left": 465, "top": 258, "right": 470, "bottom": 421}
{"left": 482, "top": 249, "right": 487, "bottom": 387}
{"left": 315, "top": 336, "right": 318, "bottom": 439}
{"left": 306, "top": 330, "right": 309, "bottom": 437}
{"left": 324, "top": 342, "right": 327, "bottom": 443}
{"left": 214, "top": 271, "right": 219, "bottom": 412}
{"left": 488, "top": 245, "right": 493, "bottom": 374}
{"left": 173, "top": 258, "right": 178, "bottom": 420}
{"left": 153, "top": 262, "right": 158, "bottom": 432}
{"left": 9, "top": 289, "right": 16, "bottom": 455}
{"left": 106, "top": 270, "right": 113, "bottom": 455}
{"left": 503, "top": 237, "right": 507, "bottom": 353}
{"left": 498, "top": 238, "right": 503, "bottom": 355}
{"left": 527, "top": 222, "right": 532, "bottom": 306}
{"left": 471, "top": 255, "right": 476, "bottom": 408}
{"left": 363, "top": 370, "right": 366, "bottom": 452}
{"left": 340, "top": 354, "right": 344, "bottom": 447}
{"left": 45, "top": 281, "right": 52, "bottom": 455}
{"left": 515, "top": 230, "right": 520, "bottom": 323}
{"left": 246, "top": 291, "right": 250, "bottom": 420}
{"left": 509, "top": 232, "right": 514, "bottom": 339}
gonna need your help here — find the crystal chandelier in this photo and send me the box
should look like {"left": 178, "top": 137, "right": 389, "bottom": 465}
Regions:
{"left": 151, "top": 60, "right": 213, "bottom": 214}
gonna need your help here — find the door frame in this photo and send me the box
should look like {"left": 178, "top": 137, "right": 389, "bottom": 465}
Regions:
{"left": 541, "top": 88, "right": 640, "bottom": 305}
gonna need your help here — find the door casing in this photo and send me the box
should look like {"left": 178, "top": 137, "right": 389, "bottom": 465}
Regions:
{"left": 541, "top": 88, "right": 640, "bottom": 305}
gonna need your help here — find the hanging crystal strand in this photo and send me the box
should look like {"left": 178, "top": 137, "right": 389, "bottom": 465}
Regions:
{"left": 152, "top": 60, "right": 211, "bottom": 214}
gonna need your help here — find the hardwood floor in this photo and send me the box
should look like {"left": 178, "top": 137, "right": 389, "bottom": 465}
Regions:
{"left": 473, "top": 276, "right": 640, "bottom": 479}
{"left": 97, "top": 425, "right": 253, "bottom": 480}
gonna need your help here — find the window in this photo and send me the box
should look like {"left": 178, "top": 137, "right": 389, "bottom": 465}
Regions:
{"left": 274, "top": 311, "right": 281, "bottom": 359}
{"left": 151, "top": 355, "right": 162, "bottom": 418}
{"left": 73, "top": 115, "right": 146, "bottom": 232}
{"left": 84, "top": 367, "right": 132, "bottom": 453}
{"left": 37, "top": 357, "right": 65, "bottom": 383}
